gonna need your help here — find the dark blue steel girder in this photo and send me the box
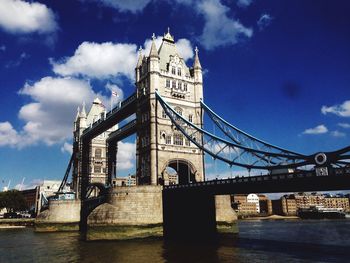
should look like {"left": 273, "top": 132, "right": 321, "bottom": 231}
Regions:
{"left": 156, "top": 92, "right": 350, "bottom": 170}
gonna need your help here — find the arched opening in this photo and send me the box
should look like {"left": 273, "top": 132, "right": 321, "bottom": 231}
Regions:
{"left": 162, "top": 159, "right": 196, "bottom": 185}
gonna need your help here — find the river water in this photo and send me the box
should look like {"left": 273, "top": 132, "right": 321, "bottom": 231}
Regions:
{"left": 1, "top": 220, "right": 350, "bottom": 263}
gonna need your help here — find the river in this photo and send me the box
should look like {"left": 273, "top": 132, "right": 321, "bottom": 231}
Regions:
{"left": 1, "top": 220, "right": 349, "bottom": 263}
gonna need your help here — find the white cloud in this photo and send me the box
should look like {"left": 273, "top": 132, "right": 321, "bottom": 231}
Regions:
{"left": 51, "top": 42, "right": 138, "bottom": 80}
{"left": 116, "top": 141, "right": 136, "bottom": 170}
{"left": 321, "top": 100, "right": 350, "bottom": 117}
{"left": 143, "top": 35, "right": 193, "bottom": 61}
{"left": 0, "top": 76, "right": 108, "bottom": 148}
{"left": 94, "top": 0, "right": 152, "bottom": 13}
{"left": 0, "top": 0, "right": 57, "bottom": 34}
{"left": 197, "top": 0, "right": 253, "bottom": 50}
{"left": 338, "top": 123, "right": 350, "bottom": 129}
{"left": 237, "top": 0, "right": 253, "bottom": 8}
{"left": 61, "top": 142, "right": 73, "bottom": 155}
{"left": 302, "top": 124, "right": 328, "bottom": 135}
{"left": 330, "top": 130, "right": 346, "bottom": 138}
{"left": 0, "top": 122, "right": 21, "bottom": 147}
{"left": 257, "top": 14, "right": 273, "bottom": 31}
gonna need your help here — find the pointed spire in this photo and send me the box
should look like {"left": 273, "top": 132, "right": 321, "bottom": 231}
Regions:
{"left": 75, "top": 106, "right": 80, "bottom": 121}
{"left": 193, "top": 46, "right": 202, "bottom": 69}
{"left": 80, "top": 101, "right": 87, "bottom": 118}
{"left": 149, "top": 33, "right": 159, "bottom": 58}
{"left": 163, "top": 27, "right": 175, "bottom": 43}
{"left": 136, "top": 46, "right": 143, "bottom": 67}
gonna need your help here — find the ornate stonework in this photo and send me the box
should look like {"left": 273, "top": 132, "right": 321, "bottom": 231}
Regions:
{"left": 135, "top": 31, "right": 204, "bottom": 185}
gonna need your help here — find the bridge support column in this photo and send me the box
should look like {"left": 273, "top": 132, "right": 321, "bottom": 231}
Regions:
{"left": 215, "top": 195, "right": 238, "bottom": 235}
{"left": 163, "top": 190, "right": 238, "bottom": 240}
{"left": 86, "top": 186, "right": 163, "bottom": 240}
{"left": 35, "top": 199, "right": 81, "bottom": 232}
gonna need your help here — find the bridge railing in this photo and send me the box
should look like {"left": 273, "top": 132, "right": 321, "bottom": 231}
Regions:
{"left": 163, "top": 166, "right": 349, "bottom": 190}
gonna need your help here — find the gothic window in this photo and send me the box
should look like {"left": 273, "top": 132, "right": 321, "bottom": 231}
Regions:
{"left": 177, "top": 68, "right": 181, "bottom": 76}
{"left": 188, "top": 114, "right": 193, "bottom": 122}
{"left": 172, "top": 80, "right": 176, "bottom": 89}
{"left": 184, "top": 83, "right": 188, "bottom": 91}
{"left": 175, "top": 107, "right": 182, "bottom": 117}
{"left": 185, "top": 139, "right": 190, "bottom": 146}
{"left": 178, "top": 82, "right": 182, "bottom": 90}
{"left": 162, "top": 110, "right": 167, "bottom": 118}
{"left": 174, "top": 133, "right": 183, "bottom": 145}
{"left": 166, "top": 79, "right": 170, "bottom": 88}
{"left": 94, "top": 166, "right": 102, "bottom": 173}
{"left": 166, "top": 135, "right": 172, "bottom": 144}
{"left": 95, "top": 148, "right": 102, "bottom": 159}
{"left": 172, "top": 66, "right": 176, "bottom": 75}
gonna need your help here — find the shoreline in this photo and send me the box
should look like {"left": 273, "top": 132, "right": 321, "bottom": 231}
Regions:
{"left": 239, "top": 215, "right": 300, "bottom": 220}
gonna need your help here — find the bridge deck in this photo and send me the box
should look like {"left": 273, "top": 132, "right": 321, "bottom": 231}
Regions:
{"left": 164, "top": 168, "right": 350, "bottom": 194}
{"left": 82, "top": 93, "right": 137, "bottom": 140}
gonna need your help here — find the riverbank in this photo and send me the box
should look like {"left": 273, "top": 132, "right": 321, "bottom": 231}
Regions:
{"left": 240, "top": 214, "right": 300, "bottom": 220}
{"left": 0, "top": 218, "right": 34, "bottom": 228}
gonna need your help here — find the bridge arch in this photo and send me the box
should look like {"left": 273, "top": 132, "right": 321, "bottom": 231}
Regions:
{"left": 160, "top": 159, "right": 198, "bottom": 185}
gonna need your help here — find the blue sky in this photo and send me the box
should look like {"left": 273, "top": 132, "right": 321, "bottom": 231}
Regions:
{"left": 0, "top": 0, "right": 349, "bottom": 189}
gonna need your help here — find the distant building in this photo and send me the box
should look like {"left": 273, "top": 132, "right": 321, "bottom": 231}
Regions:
{"left": 232, "top": 193, "right": 265, "bottom": 215}
{"left": 20, "top": 188, "right": 37, "bottom": 213}
{"left": 279, "top": 193, "right": 350, "bottom": 215}
{"left": 112, "top": 175, "right": 136, "bottom": 187}
{"left": 247, "top": 194, "right": 260, "bottom": 213}
{"left": 324, "top": 195, "right": 349, "bottom": 212}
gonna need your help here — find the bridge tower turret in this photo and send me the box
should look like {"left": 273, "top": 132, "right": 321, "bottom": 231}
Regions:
{"left": 136, "top": 30, "right": 205, "bottom": 185}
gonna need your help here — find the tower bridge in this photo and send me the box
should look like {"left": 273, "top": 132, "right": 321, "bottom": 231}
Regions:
{"left": 36, "top": 30, "right": 350, "bottom": 240}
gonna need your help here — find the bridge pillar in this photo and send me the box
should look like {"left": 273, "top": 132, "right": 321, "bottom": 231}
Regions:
{"left": 163, "top": 190, "right": 237, "bottom": 240}
{"left": 86, "top": 186, "right": 163, "bottom": 240}
{"left": 215, "top": 195, "right": 238, "bottom": 235}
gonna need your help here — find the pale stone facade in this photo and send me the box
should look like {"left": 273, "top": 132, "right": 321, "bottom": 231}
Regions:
{"left": 72, "top": 99, "right": 117, "bottom": 196}
{"left": 135, "top": 31, "right": 205, "bottom": 185}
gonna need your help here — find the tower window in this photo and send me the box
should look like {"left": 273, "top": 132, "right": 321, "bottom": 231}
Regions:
{"left": 166, "top": 135, "right": 172, "bottom": 145}
{"left": 184, "top": 83, "right": 188, "bottom": 91}
{"left": 177, "top": 68, "right": 181, "bottom": 76}
{"left": 172, "top": 66, "right": 176, "bottom": 75}
{"left": 94, "top": 166, "right": 102, "bottom": 173}
{"left": 166, "top": 79, "right": 170, "bottom": 88}
{"left": 175, "top": 107, "right": 182, "bottom": 116}
{"left": 95, "top": 148, "right": 102, "bottom": 159}
{"left": 162, "top": 110, "right": 167, "bottom": 118}
{"left": 174, "top": 134, "right": 183, "bottom": 146}
{"left": 185, "top": 139, "right": 190, "bottom": 146}
{"left": 188, "top": 114, "right": 193, "bottom": 122}
{"left": 172, "top": 80, "right": 176, "bottom": 89}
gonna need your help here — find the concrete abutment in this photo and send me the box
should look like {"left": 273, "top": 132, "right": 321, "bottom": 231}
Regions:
{"left": 35, "top": 186, "right": 238, "bottom": 240}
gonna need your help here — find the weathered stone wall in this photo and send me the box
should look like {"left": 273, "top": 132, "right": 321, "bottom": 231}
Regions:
{"left": 88, "top": 185, "right": 163, "bottom": 226}
{"left": 35, "top": 199, "right": 81, "bottom": 232}
{"left": 215, "top": 195, "right": 238, "bottom": 235}
{"left": 215, "top": 195, "right": 237, "bottom": 222}
{"left": 86, "top": 185, "right": 163, "bottom": 240}
{"left": 36, "top": 199, "right": 81, "bottom": 223}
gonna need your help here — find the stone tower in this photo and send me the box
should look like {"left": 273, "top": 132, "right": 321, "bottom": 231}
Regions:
{"left": 135, "top": 31, "right": 204, "bottom": 185}
{"left": 72, "top": 98, "right": 117, "bottom": 197}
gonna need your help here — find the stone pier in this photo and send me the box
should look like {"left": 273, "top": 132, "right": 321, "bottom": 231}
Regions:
{"left": 86, "top": 185, "right": 163, "bottom": 240}
{"left": 35, "top": 199, "right": 81, "bottom": 232}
